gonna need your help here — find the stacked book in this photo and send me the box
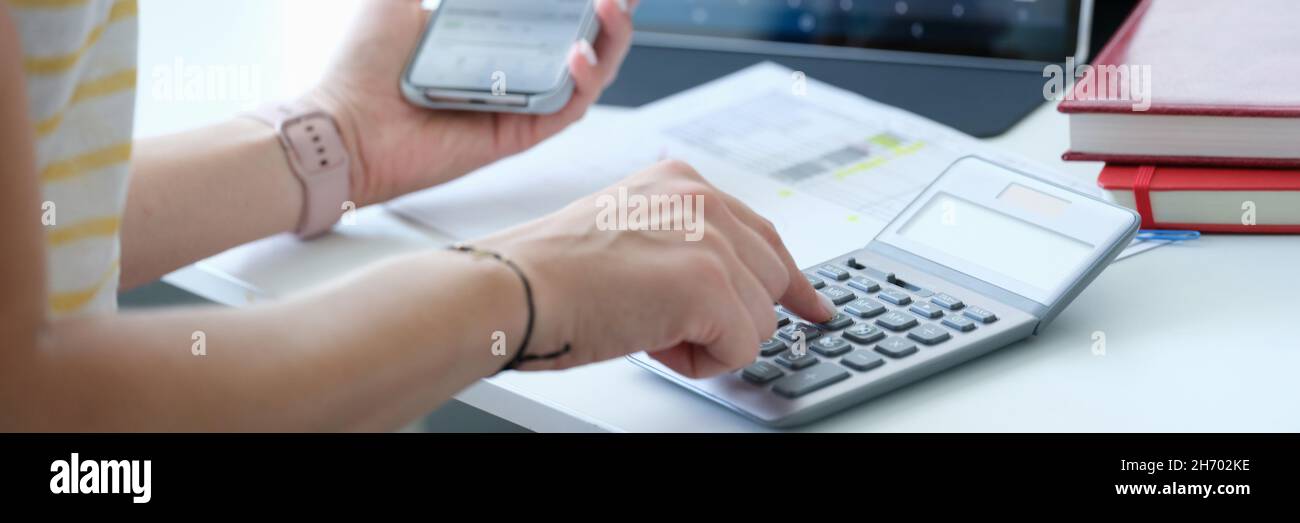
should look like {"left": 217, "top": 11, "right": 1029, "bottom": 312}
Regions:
{"left": 1058, "top": 0, "right": 1300, "bottom": 233}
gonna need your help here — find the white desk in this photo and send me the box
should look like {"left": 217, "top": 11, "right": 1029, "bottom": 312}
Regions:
{"left": 140, "top": 0, "right": 1300, "bottom": 432}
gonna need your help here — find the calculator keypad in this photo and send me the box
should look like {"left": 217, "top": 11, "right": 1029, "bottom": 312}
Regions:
{"left": 742, "top": 257, "right": 1002, "bottom": 402}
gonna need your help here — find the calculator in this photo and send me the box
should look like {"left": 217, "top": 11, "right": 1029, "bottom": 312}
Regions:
{"left": 629, "top": 156, "right": 1141, "bottom": 427}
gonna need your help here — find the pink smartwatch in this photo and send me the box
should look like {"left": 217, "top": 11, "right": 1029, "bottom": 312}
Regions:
{"left": 247, "top": 100, "right": 352, "bottom": 239}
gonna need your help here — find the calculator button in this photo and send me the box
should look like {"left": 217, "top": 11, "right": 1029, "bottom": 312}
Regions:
{"left": 772, "top": 364, "right": 850, "bottom": 398}
{"left": 804, "top": 273, "right": 826, "bottom": 290}
{"left": 775, "top": 351, "right": 819, "bottom": 370}
{"left": 818, "top": 312, "right": 854, "bottom": 331}
{"left": 742, "top": 361, "right": 784, "bottom": 384}
{"left": 878, "top": 289, "right": 912, "bottom": 306}
{"left": 963, "top": 306, "right": 999, "bottom": 324}
{"left": 820, "top": 286, "right": 856, "bottom": 305}
{"left": 874, "top": 337, "right": 919, "bottom": 359}
{"left": 841, "top": 350, "right": 885, "bottom": 372}
{"left": 875, "top": 311, "right": 918, "bottom": 332}
{"left": 843, "top": 323, "right": 886, "bottom": 344}
{"left": 930, "top": 293, "right": 965, "bottom": 310}
{"left": 942, "top": 315, "right": 976, "bottom": 332}
{"left": 810, "top": 336, "right": 853, "bottom": 357}
{"left": 907, "top": 324, "right": 951, "bottom": 345}
{"left": 816, "top": 265, "right": 851, "bottom": 281}
{"left": 845, "top": 298, "right": 886, "bottom": 318}
{"left": 909, "top": 302, "right": 944, "bottom": 319}
{"left": 847, "top": 276, "right": 880, "bottom": 294}
{"left": 759, "top": 337, "right": 788, "bottom": 357}
{"left": 776, "top": 310, "right": 792, "bottom": 328}
{"left": 778, "top": 323, "right": 822, "bottom": 343}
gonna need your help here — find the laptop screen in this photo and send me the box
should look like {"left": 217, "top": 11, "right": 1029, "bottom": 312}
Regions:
{"left": 634, "top": 0, "right": 1084, "bottom": 63}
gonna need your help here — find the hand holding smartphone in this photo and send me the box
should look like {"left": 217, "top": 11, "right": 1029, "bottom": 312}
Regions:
{"left": 401, "top": 0, "right": 600, "bottom": 114}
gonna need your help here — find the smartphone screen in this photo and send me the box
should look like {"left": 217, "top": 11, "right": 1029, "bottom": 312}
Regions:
{"left": 408, "top": 0, "right": 593, "bottom": 94}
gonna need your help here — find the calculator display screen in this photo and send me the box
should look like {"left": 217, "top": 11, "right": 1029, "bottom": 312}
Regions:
{"left": 898, "top": 193, "right": 1094, "bottom": 301}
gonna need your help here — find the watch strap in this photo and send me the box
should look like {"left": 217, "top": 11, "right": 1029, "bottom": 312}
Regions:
{"left": 247, "top": 100, "right": 352, "bottom": 239}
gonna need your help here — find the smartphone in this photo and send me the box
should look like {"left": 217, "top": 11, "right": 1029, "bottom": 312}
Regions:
{"left": 401, "top": 0, "right": 600, "bottom": 115}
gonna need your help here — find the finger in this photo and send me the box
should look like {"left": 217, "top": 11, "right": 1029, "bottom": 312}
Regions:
{"left": 649, "top": 284, "right": 761, "bottom": 379}
{"left": 527, "top": 39, "right": 603, "bottom": 135}
{"left": 699, "top": 198, "right": 789, "bottom": 306}
{"left": 592, "top": 0, "right": 637, "bottom": 87}
{"left": 713, "top": 191, "right": 835, "bottom": 323}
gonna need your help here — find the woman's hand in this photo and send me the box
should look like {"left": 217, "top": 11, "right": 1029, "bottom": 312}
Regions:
{"left": 478, "top": 160, "right": 837, "bottom": 379}
{"left": 310, "top": 0, "right": 638, "bottom": 208}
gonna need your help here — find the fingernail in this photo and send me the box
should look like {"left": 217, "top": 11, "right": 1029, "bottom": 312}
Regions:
{"left": 615, "top": 0, "right": 629, "bottom": 13}
{"left": 576, "top": 39, "right": 599, "bottom": 66}
{"left": 817, "top": 293, "right": 837, "bottom": 319}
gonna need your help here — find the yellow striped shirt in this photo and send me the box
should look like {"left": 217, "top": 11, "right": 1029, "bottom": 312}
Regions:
{"left": 13, "top": 0, "right": 138, "bottom": 317}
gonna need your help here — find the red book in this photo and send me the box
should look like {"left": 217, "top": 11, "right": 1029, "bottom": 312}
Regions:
{"left": 1098, "top": 164, "right": 1300, "bottom": 233}
{"left": 1059, "top": 0, "right": 1300, "bottom": 166}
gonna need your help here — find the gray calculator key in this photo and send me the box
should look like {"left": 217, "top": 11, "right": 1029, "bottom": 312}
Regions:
{"left": 818, "top": 312, "right": 854, "bottom": 331}
{"left": 742, "top": 361, "right": 784, "bottom": 384}
{"left": 909, "top": 302, "right": 944, "bottom": 319}
{"left": 810, "top": 336, "right": 852, "bottom": 357}
{"left": 778, "top": 323, "right": 822, "bottom": 343}
{"left": 820, "top": 286, "right": 856, "bottom": 305}
{"left": 776, "top": 351, "right": 819, "bottom": 370}
{"left": 907, "top": 324, "right": 951, "bottom": 345}
{"left": 878, "top": 289, "right": 912, "bottom": 305}
{"left": 759, "top": 337, "right": 788, "bottom": 357}
{"left": 963, "top": 306, "right": 998, "bottom": 324}
{"left": 942, "top": 315, "right": 977, "bottom": 332}
{"left": 816, "top": 265, "right": 850, "bottom": 281}
{"left": 875, "top": 311, "right": 918, "bottom": 332}
{"left": 931, "top": 293, "right": 965, "bottom": 310}
{"left": 847, "top": 276, "right": 880, "bottom": 294}
{"left": 841, "top": 350, "right": 885, "bottom": 372}
{"left": 874, "top": 337, "right": 919, "bottom": 359}
{"left": 843, "top": 323, "right": 886, "bottom": 344}
{"left": 845, "top": 298, "right": 886, "bottom": 318}
{"left": 772, "top": 364, "right": 851, "bottom": 398}
{"left": 804, "top": 273, "right": 826, "bottom": 290}
{"left": 776, "top": 310, "right": 792, "bottom": 328}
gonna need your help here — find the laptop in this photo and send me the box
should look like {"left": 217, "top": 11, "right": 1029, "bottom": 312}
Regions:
{"left": 601, "top": 0, "right": 1095, "bottom": 137}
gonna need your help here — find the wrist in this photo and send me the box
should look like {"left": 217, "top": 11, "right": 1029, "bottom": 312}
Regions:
{"left": 301, "top": 88, "right": 371, "bottom": 207}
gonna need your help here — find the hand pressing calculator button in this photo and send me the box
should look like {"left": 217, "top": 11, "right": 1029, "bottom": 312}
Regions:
{"left": 629, "top": 157, "right": 1141, "bottom": 427}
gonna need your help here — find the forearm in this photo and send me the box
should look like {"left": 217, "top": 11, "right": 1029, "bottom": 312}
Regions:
{"left": 2, "top": 250, "right": 524, "bottom": 431}
{"left": 120, "top": 118, "right": 304, "bottom": 289}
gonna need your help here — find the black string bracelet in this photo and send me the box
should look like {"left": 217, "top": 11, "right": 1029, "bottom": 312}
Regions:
{"left": 448, "top": 243, "right": 571, "bottom": 374}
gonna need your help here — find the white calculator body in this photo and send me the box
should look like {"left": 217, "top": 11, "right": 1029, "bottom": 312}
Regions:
{"left": 630, "top": 157, "right": 1141, "bottom": 427}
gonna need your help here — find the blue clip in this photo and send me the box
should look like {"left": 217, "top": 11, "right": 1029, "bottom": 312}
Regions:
{"left": 1135, "top": 229, "right": 1201, "bottom": 242}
